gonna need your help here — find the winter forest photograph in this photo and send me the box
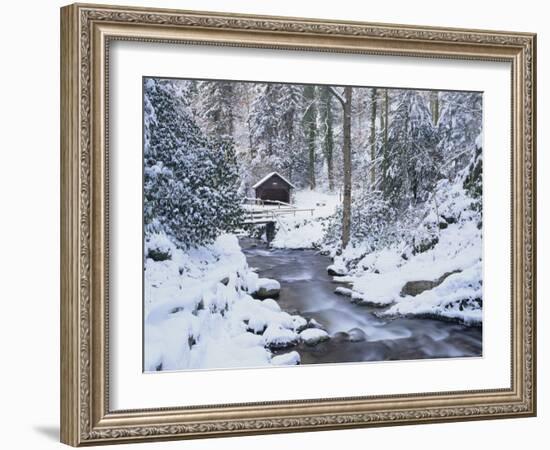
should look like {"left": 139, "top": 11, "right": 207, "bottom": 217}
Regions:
{"left": 143, "top": 76, "right": 483, "bottom": 372}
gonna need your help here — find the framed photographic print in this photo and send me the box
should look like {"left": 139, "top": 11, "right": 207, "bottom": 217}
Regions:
{"left": 60, "top": 3, "right": 537, "bottom": 446}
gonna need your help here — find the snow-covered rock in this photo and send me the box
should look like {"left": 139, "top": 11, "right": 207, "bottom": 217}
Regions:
{"left": 327, "top": 263, "right": 347, "bottom": 276}
{"left": 334, "top": 286, "right": 353, "bottom": 296}
{"left": 263, "top": 325, "right": 299, "bottom": 349}
{"left": 332, "top": 331, "right": 350, "bottom": 342}
{"left": 300, "top": 328, "right": 330, "bottom": 346}
{"left": 379, "top": 262, "right": 482, "bottom": 326}
{"left": 291, "top": 315, "right": 308, "bottom": 332}
{"left": 400, "top": 270, "right": 461, "bottom": 297}
{"left": 307, "top": 318, "right": 325, "bottom": 330}
{"left": 347, "top": 328, "right": 367, "bottom": 342}
{"left": 271, "top": 351, "right": 301, "bottom": 366}
{"left": 234, "top": 297, "right": 295, "bottom": 334}
{"left": 252, "top": 278, "right": 281, "bottom": 299}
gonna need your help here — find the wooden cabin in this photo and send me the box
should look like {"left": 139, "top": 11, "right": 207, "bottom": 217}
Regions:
{"left": 252, "top": 172, "right": 295, "bottom": 204}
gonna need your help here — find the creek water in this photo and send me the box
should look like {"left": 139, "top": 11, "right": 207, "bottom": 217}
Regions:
{"left": 240, "top": 238, "right": 482, "bottom": 365}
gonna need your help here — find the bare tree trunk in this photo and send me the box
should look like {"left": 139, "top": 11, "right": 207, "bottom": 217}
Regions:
{"left": 342, "top": 86, "right": 353, "bottom": 248}
{"left": 304, "top": 85, "right": 317, "bottom": 190}
{"left": 308, "top": 125, "right": 316, "bottom": 189}
{"left": 430, "top": 90, "right": 440, "bottom": 126}
{"left": 320, "top": 87, "right": 335, "bottom": 191}
{"left": 370, "top": 88, "right": 378, "bottom": 189}
{"left": 382, "top": 89, "right": 389, "bottom": 187}
{"left": 327, "top": 138, "right": 334, "bottom": 191}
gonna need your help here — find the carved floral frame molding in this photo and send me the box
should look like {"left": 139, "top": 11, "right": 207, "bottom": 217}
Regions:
{"left": 60, "top": 3, "right": 536, "bottom": 446}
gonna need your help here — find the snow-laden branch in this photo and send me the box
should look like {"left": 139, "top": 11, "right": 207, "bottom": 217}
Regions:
{"left": 328, "top": 86, "right": 346, "bottom": 107}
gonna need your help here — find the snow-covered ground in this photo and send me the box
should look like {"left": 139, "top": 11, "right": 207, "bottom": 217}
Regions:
{"left": 271, "top": 190, "right": 339, "bottom": 249}
{"left": 331, "top": 181, "right": 483, "bottom": 326}
{"left": 334, "top": 220, "right": 482, "bottom": 325}
{"left": 293, "top": 190, "right": 340, "bottom": 219}
{"left": 144, "top": 233, "right": 309, "bottom": 371}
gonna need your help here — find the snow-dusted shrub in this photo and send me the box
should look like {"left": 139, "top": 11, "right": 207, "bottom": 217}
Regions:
{"left": 461, "top": 139, "right": 483, "bottom": 219}
{"left": 350, "top": 191, "right": 397, "bottom": 246}
{"left": 145, "top": 232, "right": 173, "bottom": 261}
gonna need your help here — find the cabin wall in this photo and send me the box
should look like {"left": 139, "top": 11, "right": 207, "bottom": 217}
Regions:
{"left": 255, "top": 187, "right": 290, "bottom": 203}
{"left": 254, "top": 174, "right": 292, "bottom": 204}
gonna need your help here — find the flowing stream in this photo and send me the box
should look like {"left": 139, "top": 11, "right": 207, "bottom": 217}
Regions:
{"left": 240, "top": 238, "right": 482, "bottom": 365}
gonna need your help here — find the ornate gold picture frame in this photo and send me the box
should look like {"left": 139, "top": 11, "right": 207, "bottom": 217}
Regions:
{"left": 60, "top": 3, "right": 536, "bottom": 446}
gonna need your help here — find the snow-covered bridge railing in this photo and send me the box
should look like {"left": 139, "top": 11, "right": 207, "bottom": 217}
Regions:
{"left": 241, "top": 197, "right": 315, "bottom": 225}
{"left": 242, "top": 197, "right": 293, "bottom": 208}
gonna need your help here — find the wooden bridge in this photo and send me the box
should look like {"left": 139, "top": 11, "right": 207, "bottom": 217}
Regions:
{"left": 242, "top": 198, "right": 314, "bottom": 224}
{"left": 241, "top": 198, "right": 315, "bottom": 241}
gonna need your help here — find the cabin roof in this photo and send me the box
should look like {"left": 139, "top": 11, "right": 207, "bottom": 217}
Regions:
{"left": 252, "top": 172, "right": 295, "bottom": 189}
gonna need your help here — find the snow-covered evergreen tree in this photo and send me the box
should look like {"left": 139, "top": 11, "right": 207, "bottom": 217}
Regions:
{"left": 437, "top": 91, "right": 483, "bottom": 180}
{"left": 195, "top": 80, "right": 235, "bottom": 141}
{"left": 248, "top": 83, "right": 280, "bottom": 161}
{"left": 382, "top": 89, "right": 439, "bottom": 207}
{"left": 277, "top": 83, "right": 305, "bottom": 184}
{"left": 144, "top": 78, "right": 243, "bottom": 249}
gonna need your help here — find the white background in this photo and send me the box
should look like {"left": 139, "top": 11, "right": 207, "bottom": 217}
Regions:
{"left": 111, "top": 42, "right": 510, "bottom": 409}
{"left": 0, "top": 0, "right": 546, "bottom": 449}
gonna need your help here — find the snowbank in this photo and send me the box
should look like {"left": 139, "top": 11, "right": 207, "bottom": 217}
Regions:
{"left": 144, "top": 233, "right": 307, "bottom": 371}
{"left": 379, "top": 262, "right": 482, "bottom": 325}
{"left": 330, "top": 182, "right": 483, "bottom": 326}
